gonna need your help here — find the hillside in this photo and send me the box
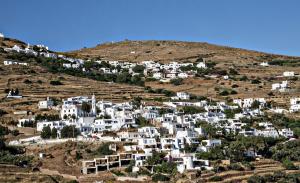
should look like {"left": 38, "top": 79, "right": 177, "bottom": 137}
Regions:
{"left": 1, "top": 38, "right": 300, "bottom": 118}
{"left": 68, "top": 40, "right": 300, "bottom": 64}
{"left": 69, "top": 40, "right": 300, "bottom": 107}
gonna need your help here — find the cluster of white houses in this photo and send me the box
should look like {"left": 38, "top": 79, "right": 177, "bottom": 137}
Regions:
{"left": 2, "top": 43, "right": 208, "bottom": 81}
{"left": 17, "top": 92, "right": 296, "bottom": 174}
{"left": 2, "top": 40, "right": 298, "bottom": 174}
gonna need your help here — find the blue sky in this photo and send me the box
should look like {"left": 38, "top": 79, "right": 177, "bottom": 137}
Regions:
{"left": 1, "top": 0, "right": 300, "bottom": 56}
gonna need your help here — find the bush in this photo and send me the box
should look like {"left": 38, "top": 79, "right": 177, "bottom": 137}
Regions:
{"left": 96, "top": 143, "right": 113, "bottom": 155}
{"left": 50, "top": 80, "right": 63, "bottom": 85}
{"left": 170, "top": 78, "right": 183, "bottom": 86}
{"left": 23, "top": 79, "right": 32, "bottom": 84}
{"left": 251, "top": 79, "right": 261, "bottom": 84}
{"left": 231, "top": 90, "right": 238, "bottom": 95}
{"left": 229, "top": 68, "right": 239, "bottom": 75}
{"left": 60, "top": 125, "right": 80, "bottom": 138}
{"left": 219, "top": 90, "right": 229, "bottom": 96}
{"left": 11, "top": 130, "right": 19, "bottom": 136}
{"left": 0, "top": 109, "right": 7, "bottom": 117}
{"left": 228, "top": 163, "right": 244, "bottom": 171}
{"left": 182, "top": 106, "right": 206, "bottom": 114}
{"left": 111, "top": 170, "right": 125, "bottom": 176}
{"left": 51, "top": 128, "right": 58, "bottom": 139}
{"left": 282, "top": 158, "right": 297, "bottom": 170}
{"left": 41, "top": 126, "right": 51, "bottom": 139}
{"left": 154, "top": 161, "right": 177, "bottom": 174}
{"left": 0, "top": 125, "right": 9, "bottom": 137}
{"left": 240, "top": 75, "right": 248, "bottom": 81}
{"left": 152, "top": 173, "right": 170, "bottom": 182}
{"left": 209, "top": 176, "right": 223, "bottom": 182}
{"left": 132, "top": 65, "right": 145, "bottom": 74}
{"left": 247, "top": 175, "right": 265, "bottom": 183}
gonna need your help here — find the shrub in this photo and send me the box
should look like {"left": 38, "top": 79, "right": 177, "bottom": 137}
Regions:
{"left": 0, "top": 125, "right": 9, "bottom": 137}
{"left": 154, "top": 161, "right": 177, "bottom": 174}
{"left": 132, "top": 65, "right": 145, "bottom": 74}
{"left": 60, "top": 125, "right": 80, "bottom": 138}
{"left": 23, "top": 79, "right": 32, "bottom": 84}
{"left": 251, "top": 79, "right": 261, "bottom": 84}
{"left": 228, "top": 163, "right": 244, "bottom": 171}
{"left": 170, "top": 78, "right": 183, "bottom": 86}
{"left": 111, "top": 170, "right": 125, "bottom": 176}
{"left": 219, "top": 90, "right": 229, "bottom": 96}
{"left": 240, "top": 75, "right": 248, "bottom": 81}
{"left": 96, "top": 143, "right": 113, "bottom": 155}
{"left": 75, "top": 151, "right": 82, "bottom": 160}
{"left": 229, "top": 68, "right": 239, "bottom": 75}
{"left": 247, "top": 175, "right": 265, "bottom": 183}
{"left": 231, "top": 90, "right": 238, "bottom": 95}
{"left": 209, "top": 176, "right": 223, "bottom": 182}
{"left": 51, "top": 128, "right": 58, "bottom": 139}
{"left": 50, "top": 80, "right": 63, "bottom": 85}
{"left": 0, "top": 109, "right": 7, "bottom": 117}
{"left": 152, "top": 173, "right": 170, "bottom": 182}
{"left": 182, "top": 106, "right": 206, "bottom": 114}
{"left": 282, "top": 158, "right": 297, "bottom": 170}
{"left": 11, "top": 130, "right": 19, "bottom": 136}
{"left": 41, "top": 126, "right": 51, "bottom": 139}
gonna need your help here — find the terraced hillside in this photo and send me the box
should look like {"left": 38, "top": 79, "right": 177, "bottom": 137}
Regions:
{"left": 68, "top": 40, "right": 299, "bottom": 64}
{"left": 198, "top": 159, "right": 300, "bottom": 183}
{"left": 0, "top": 64, "right": 165, "bottom": 124}
{"left": 70, "top": 40, "right": 300, "bottom": 104}
{"left": 0, "top": 164, "right": 72, "bottom": 183}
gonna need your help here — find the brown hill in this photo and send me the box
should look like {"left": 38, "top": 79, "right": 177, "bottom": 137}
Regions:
{"left": 68, "top": 40, "right": 300, "bottom": 64}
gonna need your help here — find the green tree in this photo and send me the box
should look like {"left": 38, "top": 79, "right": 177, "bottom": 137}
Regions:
{"left": 182, "top": 106, "right": 206, "bottom": 114}
{"left": 60, "top": 125, "right": 80, "bottom": 138}
{"left": 146, "top": 151, "right": 166, "bottom": 166}
{"left": 251, "top": 100, "right": 261, "bottom": 109}
{"left": 97, "top": 143, "right": 114, "bottom": 155}
{"left": 132, "top": 65, "right": 145, "bottom": 73}
{"left": 81, "top": 102, "right": 91, "bottom": 114}
{"left": 51, "top": 127, "right": 58, "bottom": 139}
{"left": 41, "top": 126, "right": 51, "bottom": 139}
{"left": 170, "top": 78, "right": 183, "bottom": 86}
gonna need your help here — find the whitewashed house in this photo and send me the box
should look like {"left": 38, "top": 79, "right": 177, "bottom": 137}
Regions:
{"left": 36, "top": 121, "right": 66, "bottom": 132}
{"left": 279, "top": 128, "right": 294, "bottom": 138}
{"left": 290, "top": 98, "right": 300, "bottom": 112}
{"left": 171, "top": 92, "right": 190, "bottom": 100}
{"left": 283, "top": 71, "right": 295, "bottom": 77}
{"left": 196, "top": 62, "right": 207, "bottom": 68}
{"left": 138, "top": 127, "right": 160, "bottom": 138}
{"left": 260, "top": 62, "right": 269, "bottom": 67}
{"left": 38, "top": 97, "right": 54, "bottom": 109}
{"left": 272, "top": 81, "right": 289, "bottom": 91}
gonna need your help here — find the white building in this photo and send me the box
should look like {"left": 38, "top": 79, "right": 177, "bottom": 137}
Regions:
{"left": 233, "top": 98, "right": 265, "bottom": 108}
{"left": 171, "top": 92, "right": 190, "bottom": 100}
{"left": 283, "top": 71, "right": 295, "bottom": 77}
{"left": 36, "top": 121, "right": 66, "bottom": 132}
{"left": 138, "top": 127, "right": 160, "bottom": 138}
{"left": 272, "top": 81, "right": 289, "bottom": 91}
{"left": 290, "top": 98, "right": 300, "bottom": 112}
{"left": 196, "top": 62, "right": 207, "bottom": 68}
{"left": 4, "top": 60, "right": 28, "bottom": 66}
{"left": 260, "top": 62, "right": 269, "bottom": 67}
{"left": 61, "top": 104, "right": 84, "bottom": 119}
{"left": 0, "top": 33, "right": 4, "bottom": 38}
{"left": 38, "top": 97, "right": 54, "bottom": 109}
